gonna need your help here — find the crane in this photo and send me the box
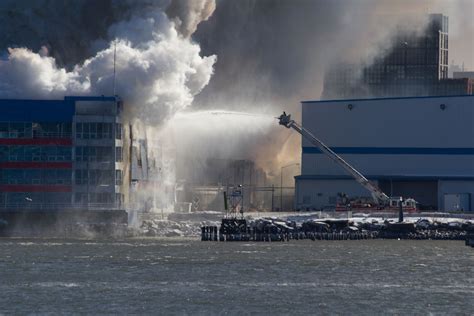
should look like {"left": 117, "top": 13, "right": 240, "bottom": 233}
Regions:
{"left": 278, "top": 112, "right": 391, "bottom": 206}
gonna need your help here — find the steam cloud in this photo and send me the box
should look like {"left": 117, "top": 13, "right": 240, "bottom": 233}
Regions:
{"left": 166, "top": 0, "right": 216, "bottom": 38}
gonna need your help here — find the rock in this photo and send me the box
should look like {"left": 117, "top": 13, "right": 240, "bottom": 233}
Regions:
{"left": 165, "top": 229, "right": 183, "bottom": 237}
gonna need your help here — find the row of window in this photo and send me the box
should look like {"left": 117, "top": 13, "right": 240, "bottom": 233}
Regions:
{"left": 76, "top": 122, "right": 114, "bottom": 139}
{"left": 0, "top": 122, "right": 72, "bottom": 139}
{"left": 0, "top": 169, "right": 71, "bottom": 185}
{"left": 0, "top": 122, "right": 123, "bottom": 140}
{"left": 74, "top": 192, "right": 123, "bottom": 205}
{"left": 0, "top": 192, "right": 123, "bottom": 207}
{"left": 364, "top": 65, "right": 440, "bottom": 83}
{"left": 0, "top": 145, "right": 122, "bottom": 163}
{"left": 76, "top": 123, "right": 122, "bottom": 140}
{"left": 0, "top": 146, "right": 72, "bottom": 162}
{"left": 76, "top": 146, "right": 123, "bottom": 163}
{"left": 75, "top": 169, "right": 123, "bottom": 186}
{"left": 0, "top": 168, "right": 124, "bottom": 186}
{"left": 76, "top": 146, "right": 113, "bottom": 162}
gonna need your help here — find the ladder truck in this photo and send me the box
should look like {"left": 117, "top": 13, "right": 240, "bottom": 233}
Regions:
{"left": 277, "top": 112, "right": 417, "bottom": 212}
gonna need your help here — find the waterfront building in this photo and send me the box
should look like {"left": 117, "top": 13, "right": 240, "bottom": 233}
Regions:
{"left": 0, "top": 96, "right": 128, "bottom": 210}
{"left": 295, "top": 95, "right": 474, "bottom": 211}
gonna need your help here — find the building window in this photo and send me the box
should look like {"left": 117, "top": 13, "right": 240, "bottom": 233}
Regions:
{"left": 88, "top": 193, "right": 114, "bottom": 204}
{"left": 0, "top": 122, "right": 36, "bottom": 139}
{"left": 0, "top": 123, "right": 8, "bottom": 138}
{"left": 89, "top": 123, "right": 98, "bottom": 139}
{"left": 32, "top": 122, "right": 71, "bottom": 138}
{"left": 75, "top": 169, "right": 114, "bottom": 186}
{"left": 75, "top": 193, "right": 87, "bottom": 204}
{"left": 9, "top": 146, "right": 24, "bottom": 161}
{"left": 76, "top": 122, "right": 112, "bottom": 139}
{"left": 75, "top": 169, "right": 87, "bottom": 185}
{"left": 76, "top": 123, "right": 83, "bottom": 139}
{"left": 0, "top": 146, "right": 8, "bottom": 161}
{"left": 115, "top": 147, "right": 123, "bottom": 162}
{"left": 115, "top": 193, "right": 124, "bottom": 206}
{"left": 0, "top": 169, "right": 70, "bottom": 185}
{"left": 115, "top": 170, "right": 123, "bottom": 185}
{"left": 115, "top": 123, "right": 122, "bottom": 140}
{"left": 76, "top": 146, "right": 113, "bottom": 162}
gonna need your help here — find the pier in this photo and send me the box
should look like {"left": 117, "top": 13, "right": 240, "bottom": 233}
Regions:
{"left": 201, "top": 217, "right": 474, "bottom": 242}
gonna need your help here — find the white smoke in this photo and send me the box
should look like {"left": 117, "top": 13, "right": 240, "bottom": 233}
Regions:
{"left": 0, "top": 2, "right": 216, "bottom": 123}
{"left": 166, "top": 0, "right": 216, "bottom": 38}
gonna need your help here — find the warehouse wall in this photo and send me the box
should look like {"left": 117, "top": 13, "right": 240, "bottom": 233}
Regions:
{"left": 301, "top": 95, "right": 474, "bottom": 177}
{"left": 295, "top": 178, "right": 378, "bottom": 210}
{"left": 297, "top": 95, "right": 474, "bottom": 210}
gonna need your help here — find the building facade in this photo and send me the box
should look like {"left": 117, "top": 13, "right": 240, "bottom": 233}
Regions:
{"left": 321, "top": 14, "right": 474, "bottom": 99}
{"left": 295, "top": 95, "right": 474, "bottom": 211}
{"left": 0, "top": 96, "right": 128, "bottom": 210}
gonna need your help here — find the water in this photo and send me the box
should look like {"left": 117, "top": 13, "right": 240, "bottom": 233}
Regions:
{"left": 1, "top": 238, "right": 473, "bottom": 315}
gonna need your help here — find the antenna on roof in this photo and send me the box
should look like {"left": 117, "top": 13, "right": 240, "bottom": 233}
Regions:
{"left": 113, "top": 39, "right": 117, "bottom": 96}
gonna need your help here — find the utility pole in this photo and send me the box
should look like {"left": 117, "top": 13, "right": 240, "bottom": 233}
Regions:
{"left": 398, "top": 196, "right": 404, "bottom": 223}
{"left": 113, "top": 39, "right": 117, "bottom": 96}
{"left": 271, "top": 184, "right": 274, "bottom": 212}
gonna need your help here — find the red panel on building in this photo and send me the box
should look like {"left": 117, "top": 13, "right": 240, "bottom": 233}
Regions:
{"left": 0, "top": 162, "right": 72, "bottom": 169}
{"left": 0, "top": 185, "right": 72, "bottom": 192}
{"left": 0, "top": 138, "right": 72, "bottom": 146}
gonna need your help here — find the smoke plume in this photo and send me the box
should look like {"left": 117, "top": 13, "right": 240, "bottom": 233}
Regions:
{"left": 166, "top": 0, "right": 216, "bottom": 38}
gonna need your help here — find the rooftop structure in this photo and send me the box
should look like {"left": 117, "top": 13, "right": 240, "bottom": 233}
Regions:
{"left": 322, "top": 14, "right": 473, "bottom": 99}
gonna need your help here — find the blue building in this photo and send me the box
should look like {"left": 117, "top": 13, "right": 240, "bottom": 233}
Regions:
{"left": 0, "top": 96, "right": 128, "bottom": 211}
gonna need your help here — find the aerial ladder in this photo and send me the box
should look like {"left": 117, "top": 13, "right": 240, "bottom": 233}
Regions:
{"left": 277, "top": 112, "right": 416, "bottom": 211}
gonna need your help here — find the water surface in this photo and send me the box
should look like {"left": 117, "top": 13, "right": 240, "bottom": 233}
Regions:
{"left": 0, "top": 239, "right": 473, "bottom": 314}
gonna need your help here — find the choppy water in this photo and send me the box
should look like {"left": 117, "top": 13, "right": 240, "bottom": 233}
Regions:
{"left": 0, "top": 238, "right": 473, "bottom": 315}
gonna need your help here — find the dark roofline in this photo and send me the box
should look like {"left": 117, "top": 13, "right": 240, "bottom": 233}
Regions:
{"left": 295, "top": 174, "right": 474, "bottom": 181}
{"left": 64, "top": 95, "right": 118, "bottom": 102}
{"left": 0, "top": 95, "right": 119, "bottom": 102}
{"left": 302, "top": 94, "right": 474, "bottom": 104}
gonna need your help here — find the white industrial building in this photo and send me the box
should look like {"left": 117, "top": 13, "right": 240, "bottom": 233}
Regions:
{"left": 295, "top": 95, "right": 474, "bottom": 211}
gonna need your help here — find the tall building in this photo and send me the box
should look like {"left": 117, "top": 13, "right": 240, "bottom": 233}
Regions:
{"left": 0, "top": 96, "right": 129, "bottom": 210}
{"left": 321, "top": 14, "right": 473, "bottom": 99}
